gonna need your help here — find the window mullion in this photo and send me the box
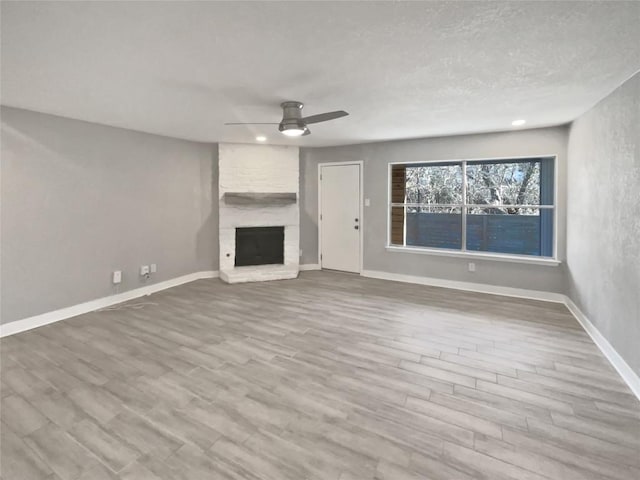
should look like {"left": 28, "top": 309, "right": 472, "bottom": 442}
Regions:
{"left": 461, "top": 160, "right": 467, "bottom": 252}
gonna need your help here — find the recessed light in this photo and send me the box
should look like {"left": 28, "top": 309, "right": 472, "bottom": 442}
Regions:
{"left": 256, "top": 136, "right": 267, "bottom": 142}
{"left": 511, "top": 119, "right": 526, "bottom": 126}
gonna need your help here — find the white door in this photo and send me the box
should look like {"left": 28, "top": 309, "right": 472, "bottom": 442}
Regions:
{"left": 320, "top": 164, "right": 361, "bottom": 273}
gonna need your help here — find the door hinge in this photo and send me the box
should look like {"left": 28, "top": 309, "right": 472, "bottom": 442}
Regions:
{"left": 320, "top": 214, "right": 322, "bottom": 220}
{"left": 320, "top": 174, "right": 322, "bottom": 180}
{"left": 320, "top": 254, "right": 323, "bottom": 260}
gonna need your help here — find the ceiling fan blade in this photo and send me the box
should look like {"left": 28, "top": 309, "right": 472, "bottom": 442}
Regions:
{"left": 302, "top": 128, "right": 311, "bottom": 136}
{"left": 302, "top": 110, "right": 349, "bottom": 125}
{"left": 224, "top": 122, "right": 279, "bottom": 125}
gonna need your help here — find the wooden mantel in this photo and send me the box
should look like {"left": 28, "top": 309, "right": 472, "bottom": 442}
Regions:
{"left": 222, "top": 192, "right": 297, "bottom": 206}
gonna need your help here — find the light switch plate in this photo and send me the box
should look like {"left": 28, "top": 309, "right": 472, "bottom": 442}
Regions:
{"left": 112, "top": 271, "right": 122, "bottom": 284}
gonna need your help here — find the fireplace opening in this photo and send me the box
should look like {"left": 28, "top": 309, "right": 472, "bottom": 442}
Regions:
{"left": 235, "top": 226, "right": 285, "bottom": 267}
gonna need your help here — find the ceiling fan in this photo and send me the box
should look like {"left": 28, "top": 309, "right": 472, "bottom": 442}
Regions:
{"left": 224, "top": 101, "right": 349, "bottom": 137}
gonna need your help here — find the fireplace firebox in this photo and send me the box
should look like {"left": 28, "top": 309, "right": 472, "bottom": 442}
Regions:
{"left": 235, "top": 226, "right": 284, "bottom": 267}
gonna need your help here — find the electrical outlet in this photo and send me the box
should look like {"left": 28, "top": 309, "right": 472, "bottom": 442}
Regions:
{"left": 365, "top": 198, "right": 371, "bottom": 207}
{"left": 150, "top": 264, "right": 157, "bottom": 273}
{"left": 468, "top": 262, "right": 476, "bottom": 273}
{"left": 140, "top": 265, "right": 150, "bottom": 276}
{"left": 112, "top": 271, "right": 122, "bottom": 284}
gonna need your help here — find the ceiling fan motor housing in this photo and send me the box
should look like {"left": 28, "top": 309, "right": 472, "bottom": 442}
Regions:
{"left": 281, "top": 101, "right": 304, "bottom": 119}
{"left": 279, "top": 101, "right": 308, "bottom": 134}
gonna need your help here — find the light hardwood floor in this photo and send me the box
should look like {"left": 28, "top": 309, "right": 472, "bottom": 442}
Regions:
{"left": 1, "top": 271, "right": 639, "bottom": 480}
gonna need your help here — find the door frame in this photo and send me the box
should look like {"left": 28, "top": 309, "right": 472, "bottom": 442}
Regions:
{"left": 317, "top": 161, "right": 364, "bottom": 274}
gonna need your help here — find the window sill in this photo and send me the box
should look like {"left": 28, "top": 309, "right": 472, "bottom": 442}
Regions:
{"left": 385, "top": 245, "right": 561, "bottom": 266}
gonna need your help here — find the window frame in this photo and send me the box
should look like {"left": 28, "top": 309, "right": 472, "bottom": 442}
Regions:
{"left": 386, "top": 155, "right": 560, "bottom": 265}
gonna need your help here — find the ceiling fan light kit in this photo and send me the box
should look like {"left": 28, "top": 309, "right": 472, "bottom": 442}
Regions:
{"left": 224, "top": 101, "right": 349, "bottom": 137}
{"left": 280, "top": 125, "right": 308, "bottom": 136}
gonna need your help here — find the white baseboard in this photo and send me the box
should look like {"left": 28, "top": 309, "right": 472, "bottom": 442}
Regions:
{"left": 0, "top": 271, "right": 219, "bottom": 338}
{"left": 361, "top": 269, "right": 566, "bottom": 303}
{"left": 564, "top": 297, "right": 640, "bottom": 400}
{"left": 299, "top": 263, "right": 321, "bottom": 271}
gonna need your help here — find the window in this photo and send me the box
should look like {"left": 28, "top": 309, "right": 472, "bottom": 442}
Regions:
{"left": 389, "top": 157, "right": 555, "bottom": 258}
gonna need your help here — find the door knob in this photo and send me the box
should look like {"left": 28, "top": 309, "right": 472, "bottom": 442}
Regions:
{"left": 355, "top": 218, "right": 359, "bottom": 222}
{"left": 354, "top": 225, "right": 359, "bottom": 230}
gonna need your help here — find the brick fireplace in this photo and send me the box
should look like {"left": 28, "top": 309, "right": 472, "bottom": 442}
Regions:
{"left": 218, "top": 143, "right": 299, "bottom": 283}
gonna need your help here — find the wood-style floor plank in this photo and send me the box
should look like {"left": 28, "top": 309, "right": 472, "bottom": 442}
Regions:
{"left": 1, "top": 270, "right": 638, "bottom": 479}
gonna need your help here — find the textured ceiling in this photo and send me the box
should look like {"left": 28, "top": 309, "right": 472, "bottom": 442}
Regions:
{"left": 2, "top": 1, "right": 639, "bottom": 147}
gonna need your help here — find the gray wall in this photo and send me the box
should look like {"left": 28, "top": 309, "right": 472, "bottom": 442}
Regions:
{"left": 300, "top": 126, "right": 569, "bottom": 293}
{"left": 566, "top": 72, "right": 640, "bottom": 375}
{"left": 1, "top": 107, "right": 218, "bottom": 324}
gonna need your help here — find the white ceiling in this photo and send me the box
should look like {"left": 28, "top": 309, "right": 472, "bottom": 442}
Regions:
{"left": 2, "top": 1, "right": 639, "bottom": 147}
